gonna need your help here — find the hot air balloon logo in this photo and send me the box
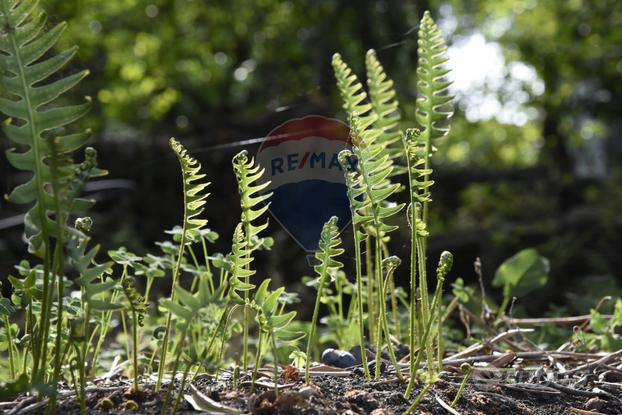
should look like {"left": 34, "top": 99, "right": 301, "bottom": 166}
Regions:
{"left": 256, "top": 115, "right": 353, "bottom": 252}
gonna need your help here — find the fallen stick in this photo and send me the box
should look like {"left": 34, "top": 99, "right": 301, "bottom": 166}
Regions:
{"left": 504, "top": 315, "right": 613, "bottom": 326}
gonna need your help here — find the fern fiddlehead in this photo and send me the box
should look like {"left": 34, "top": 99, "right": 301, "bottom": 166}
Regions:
{"left": 232, "top": 149, "right": 271, "bottom": 371}
{"left": 121, "top": 276, "right": 147, "bottom": 391}
{"left": 156, "top": 138, "right": 210, "bottom": 391}
{"left": 304, "top": 216, "right": 344, "bottom": 383}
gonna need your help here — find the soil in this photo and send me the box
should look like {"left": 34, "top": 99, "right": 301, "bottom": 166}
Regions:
{"left": 6, "top": 368, "right": 622, "bottom": 415}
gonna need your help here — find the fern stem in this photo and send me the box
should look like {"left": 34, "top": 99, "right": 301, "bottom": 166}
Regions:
{"left": 365, "top": 237, "right": 376, "bottom": 344}
{"left": 403, "top": 382, "right": 432, "bottom": 415}
{"left": 408, "top": 269, "right": 446, "bottom": 384}
{"left": 90, "top": 266, "right": 128, "bottom": 377}
{"left": 3, "top": 316, "right": 15, "bottom": 379}
{"left": 305, "top": 257, "right": 330, "bottom": 384}
{"left": 49, "top": 141, "right": 67, "bottom": 396}
{"left": 373, "top": 237, "right": 384, "bottom": 379}
{"left": 79, "top": 304, "right": 91, "bottom": 415}
{"left": 382, "top": 243, "right": 401, "bottom": 340}
{"left": 416, "top": 238, "right": 433, "bottom": 373}
{"left": 353, "top": 231, "right": 371, "bottom": 380}
{"left": 131, "top": 309, "right": 140, "bottom": 391}
{"left": 156, "top": 229, "right": 187, "bottom": 391}
{"left": 250, "top": 330, "right": 263, "bottom": 394}
{"left": 120, "top": 310, "right": 131, "bottom": 366}
{"left": 201, "top": 238, "right": 216, "bottom": 294}
{"left": 162, "top": 325, "right": 189, "bottom": 414}
{"left": 379, "top": 261, "right": 403, "bottom": 381}
{"left": 404, "top": 218, "right": 418, "bottom": 398}
{"left": 172, "top": 361, "right": 193, "bottom": 415}
{"left": 33, "top": 248, "right": 51, "bottom": 383}
{"left": 269, "top": 327, "right": 280, "bottom": 397}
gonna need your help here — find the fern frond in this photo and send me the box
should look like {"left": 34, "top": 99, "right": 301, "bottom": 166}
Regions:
{"left": 344, "top": 116, "right": 405, "bottom": 238}
{"left": 415, "top": 11, "right": 453, "bottom": 210}
{"left": 226, "top": 223, "right": 255, "bottom": 304}
{"left": 66, "top": 232, "right": 119, "bottom": 311}
{"left": 232, "top": 150, "right": 271, "bottom": 250}
{"left": 305, "top": 216, "right": 344, "bottom": 382}
{"left": 160, "top": 281, "right": 214, "bottom": 327}
{"left": 252, "top": 279, "right": 303, "bottom": 343}
{"left": 169, "top": 138, "right": 210, "bottom": 235}
{"left": 365, "top": 49, "right": 405, "bottom": 173}
{"left": 403, "top": 129, "right": 431, "bottom": 238}
{"left": 332, "top": 53, "right": 377, "bottom": 133}
{"left": 0, "top": 0, "right": 92, "bottom": 255}
{"left": 313, "top": 216, "right": 344, "bottom": 279}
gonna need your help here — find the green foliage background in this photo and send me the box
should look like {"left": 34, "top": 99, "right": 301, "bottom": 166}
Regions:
{"left": 2, "top": 0, "right": 622, "bottom": 317}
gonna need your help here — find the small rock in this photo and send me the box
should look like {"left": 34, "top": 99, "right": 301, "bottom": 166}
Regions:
{"left": 299, "top": 385, "right": 320, "bottom": 398}
{"left": 321, "top": 348, "right": 357, "bottom": 368}
{"left": 585, "top": 397, "right": 606, "bottom": 412}
{"left": 349, "top": 346, "right": 375, "bottom": 364}
{"left": 371, "top": 409, "right": 390, "bottom": 415}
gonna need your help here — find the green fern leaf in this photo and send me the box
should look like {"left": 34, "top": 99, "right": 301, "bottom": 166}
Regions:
{"left": 232, "top": 150, "right": 271, "bottom": 250}
{"left": 252, "top": 279, "right": 303, "bottom": 342}
{"left": 66, "top": 233, "right": 119, "bottom": 311}
{"left": 305, "top": 216, "right": 344, "bottom": 381}
{"left": 226, "top": 223, "right": 255, "bottom": 304}
{"left": 365, "top": 50, "right": 405, "bottom": 174}
{"left": 415, "top": 11, "right": 453, "bottom": 214}
{"left": 169, "top": 138, "right": 210, "bottom": 236}
{"left": 332, "top": 53, "right": 377, "bottom": 133}
{"left": 340, "top": 116, "right": 404, "bottom": 238}
{"left": 0, "top": 0, "right": 92, "bottom": 255}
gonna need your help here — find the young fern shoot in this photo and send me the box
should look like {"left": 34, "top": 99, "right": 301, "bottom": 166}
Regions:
{"left": 405, "top": 11, "right": 453, "bottom": 397}
{"left": 120, "top": 277, "right": 147, "bottom": 391}
{"left": 415, "top": 11, "right": 453, "bottom": 226}
{"left": 338, "top": 152, "right": 371, "bottom": 380}
{"left": 232, "top": 150, "right": 272, "bottom": 371}
{"left": 156, "top": 138, "right": 210, "bottom": 391}
{"left": 305, "top": 216, "right": 345, "bottom": 384}
{"left": 333, "top": 53, "right": 404, "bottom": 379}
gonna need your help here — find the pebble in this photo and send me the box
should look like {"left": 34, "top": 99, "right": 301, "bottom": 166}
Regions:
{"left": 321, "top": 348, "right": 357, "bottom": 368}
{"left": 299, "top": 385, "right": 320, "bottom": 398}
{"left": 349, "top": 346, "right": 375, "bottom": 365}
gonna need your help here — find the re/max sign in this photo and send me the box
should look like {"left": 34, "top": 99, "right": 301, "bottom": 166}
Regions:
{"left": 270, "top": 151, "right": 357, "bottom": 175}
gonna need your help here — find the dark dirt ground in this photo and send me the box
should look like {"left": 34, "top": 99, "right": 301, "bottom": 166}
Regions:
{"left": 7, "top": 368, "right": 622, "bottom": 415}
